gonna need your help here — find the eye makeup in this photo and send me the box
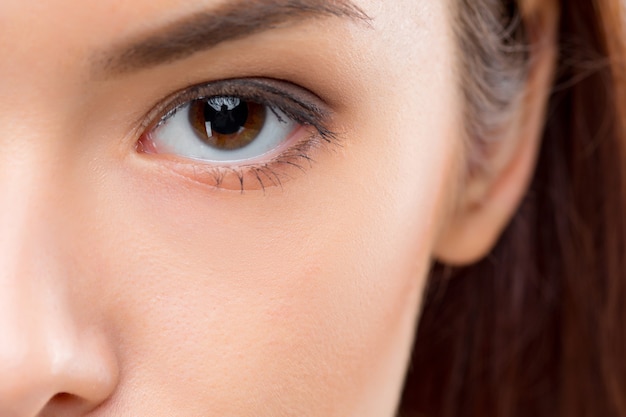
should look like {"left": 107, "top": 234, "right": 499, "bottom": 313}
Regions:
{"left": 136, "top": 78, "right": 339, "bottom": 192}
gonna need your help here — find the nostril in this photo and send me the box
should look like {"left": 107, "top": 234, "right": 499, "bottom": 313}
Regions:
{"left": 50, "top": 392, "right": 73, "bottom": 404}
{"left": 39, "top": 392, "right": 99, "bottom": 417}
{"left": 49, "top": 392, "right": 86, "bottom": 408}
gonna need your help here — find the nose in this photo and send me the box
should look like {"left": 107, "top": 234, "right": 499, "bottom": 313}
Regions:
{"left": 0, "top": 306, "right": 119, "bottom": 417}
{"left": 0, "top": 165, "right": 119, "bottom": 416}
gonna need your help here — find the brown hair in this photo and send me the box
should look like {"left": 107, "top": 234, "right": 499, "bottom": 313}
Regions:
{"left": 400, "top": 1, "right": 626, "bottom": 416}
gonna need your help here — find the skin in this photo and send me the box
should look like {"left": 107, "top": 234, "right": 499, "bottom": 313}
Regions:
{"left": 0, "top": 0, "right": 557, "bottom": 416}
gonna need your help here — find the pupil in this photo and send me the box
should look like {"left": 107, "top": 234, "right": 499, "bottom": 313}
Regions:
{"left": 204, "top": 100, "right": 249, "bottom": 135}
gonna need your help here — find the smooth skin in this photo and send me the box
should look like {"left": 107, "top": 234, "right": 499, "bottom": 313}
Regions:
{"left": 0, "top": 0, "right": 557, "bottom": 416}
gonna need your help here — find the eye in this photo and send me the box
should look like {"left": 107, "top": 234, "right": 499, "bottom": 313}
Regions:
{"left": 136, "top": 78, "right": 337, "bottom": 191}
{"left": 143, "top": 95, "right": 298, "bottom": 164}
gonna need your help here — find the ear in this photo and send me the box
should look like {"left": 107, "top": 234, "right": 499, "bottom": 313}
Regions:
{"left": 433, "top": 1, "right": 559, "bottom": 266}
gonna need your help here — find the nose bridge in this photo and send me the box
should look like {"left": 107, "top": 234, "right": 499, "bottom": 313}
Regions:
{"left": 0, "top": 134, "right": 119, "bottom": 416}
{"left": 0, "top": 145, "right": 60, "bottom": 286}
{"left": 0, "top": 266, "right": 65, "bottom": 416}
{"left": 0, "top": 152, "right": 67, "bottom": 304}
{"left": 0, "top": 146, "right": 69, "bottom": 415}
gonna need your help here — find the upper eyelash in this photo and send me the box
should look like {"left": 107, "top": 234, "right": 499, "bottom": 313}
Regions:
{"left": 143, "top": 78, "right": 337, "bottom": 143}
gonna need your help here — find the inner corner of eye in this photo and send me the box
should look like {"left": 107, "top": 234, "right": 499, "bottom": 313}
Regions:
{"left": 136, "top": 132, "right": 158, "bottom": 154}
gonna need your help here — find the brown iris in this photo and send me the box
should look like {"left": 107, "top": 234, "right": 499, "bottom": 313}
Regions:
{"left": 189, "top": 97, "right": 266, "bottom": 151}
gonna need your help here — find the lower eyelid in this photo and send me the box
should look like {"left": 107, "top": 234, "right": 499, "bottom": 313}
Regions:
{"left": 137, "top": 124, "right": 325, "bottom": 192}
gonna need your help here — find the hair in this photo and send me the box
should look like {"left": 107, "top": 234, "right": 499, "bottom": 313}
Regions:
{"left": 399, "top": 1, "right": 626, "bottom": 416}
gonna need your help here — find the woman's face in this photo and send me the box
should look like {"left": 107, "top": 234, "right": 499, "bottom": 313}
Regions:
{"left": 0, "top": 0, "right": 463, "bottom": 415}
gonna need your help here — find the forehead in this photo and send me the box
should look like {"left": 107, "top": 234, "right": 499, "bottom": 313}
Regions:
{"left": 1, "top": 0, "right": 370, "bottom": 44}
{"left": 0, "top": 0, "right": 433, "bottom": 49}
{"left": 0, "top": 0, "right": 447, "bottom": 85}
{"left": 0, "top": 0, "right": 451, "bottom": 111}
{"left": 0, "top": 1, "right": 211, "bottom": 67}
{"left": 1, "top": 0, "right": 378, "bottom": 76}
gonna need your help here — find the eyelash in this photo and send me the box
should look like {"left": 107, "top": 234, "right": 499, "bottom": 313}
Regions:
{"left": 137, "top": 78, "right": 339, "bottom": 192}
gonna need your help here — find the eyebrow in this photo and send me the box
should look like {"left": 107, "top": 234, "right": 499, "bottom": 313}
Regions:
{"left": 94, "top": 0, "right": 370, "bottom": 76}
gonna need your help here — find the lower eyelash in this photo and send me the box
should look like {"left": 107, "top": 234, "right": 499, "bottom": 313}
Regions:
{"left": 177, "top": 129, "right": 337, "bottom": 193}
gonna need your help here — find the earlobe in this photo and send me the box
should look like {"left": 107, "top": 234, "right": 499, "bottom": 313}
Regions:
{"left": 433, "top": 1, "right": 559, "bottom": 266}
